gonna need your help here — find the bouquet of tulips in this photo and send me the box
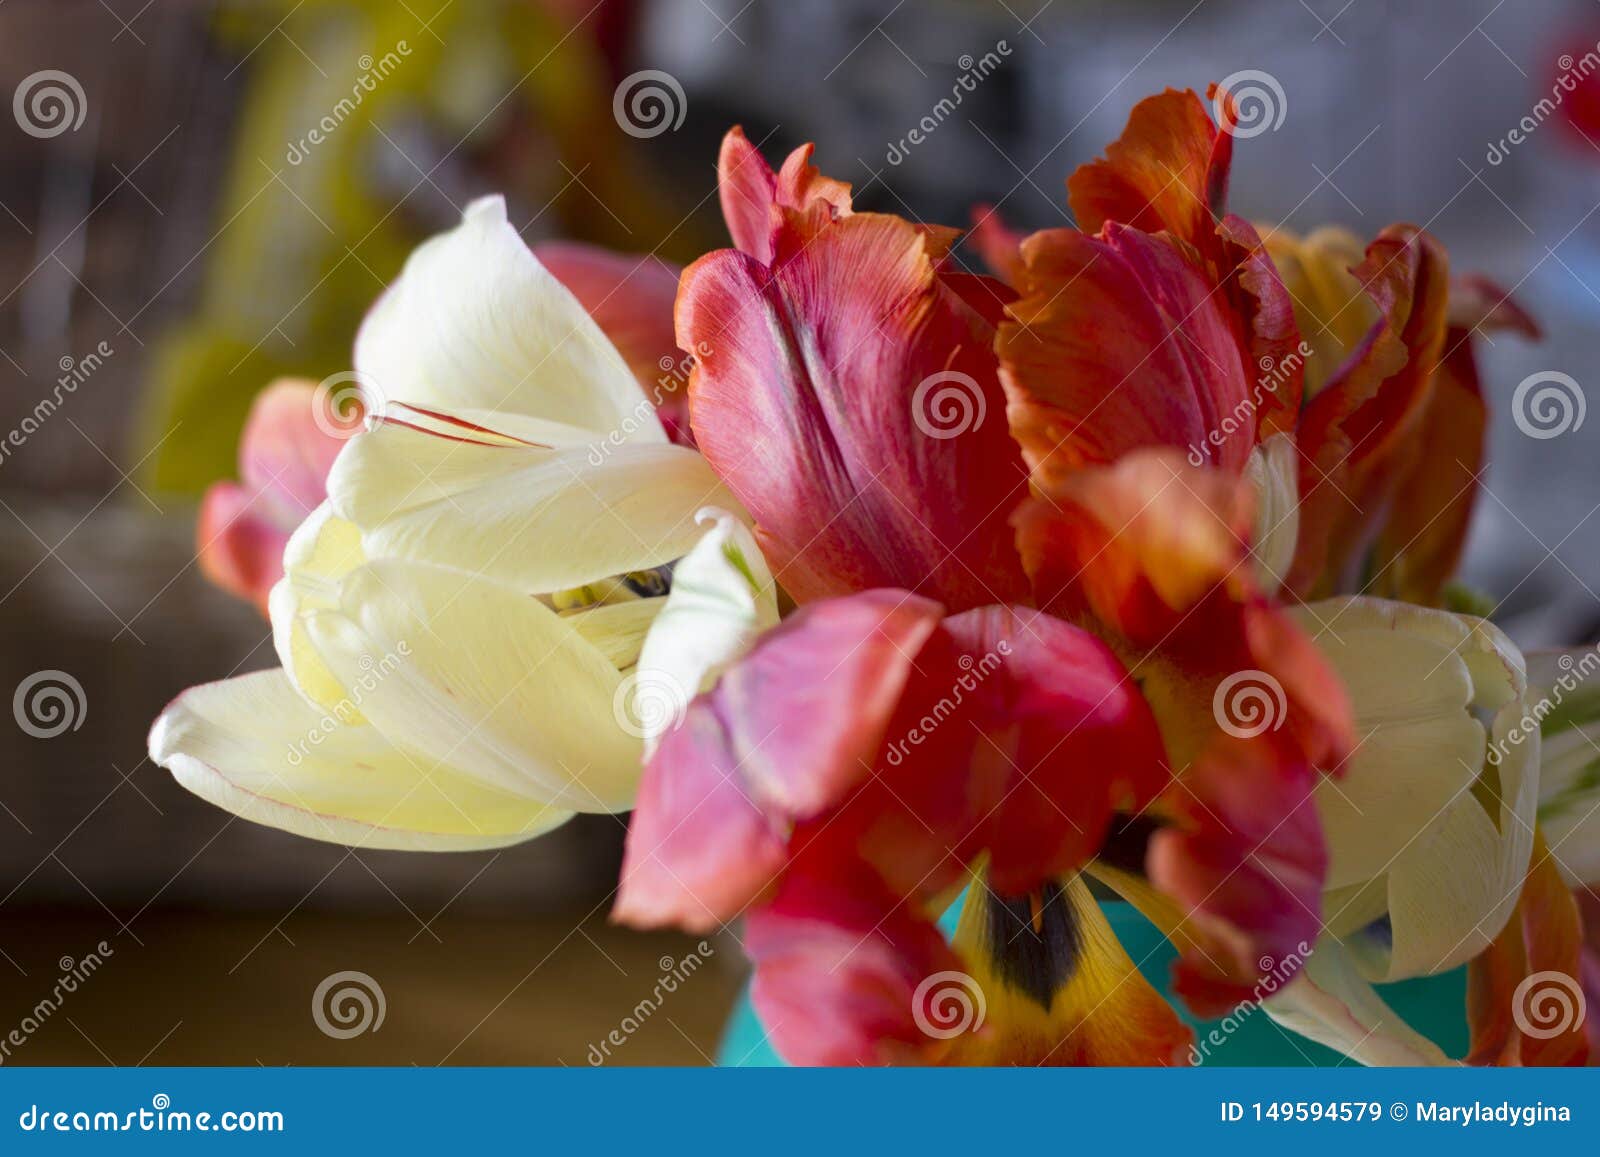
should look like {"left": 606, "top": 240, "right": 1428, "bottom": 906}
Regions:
{"left": 151, "top": 84, "right": 1598, "bottom": 1067}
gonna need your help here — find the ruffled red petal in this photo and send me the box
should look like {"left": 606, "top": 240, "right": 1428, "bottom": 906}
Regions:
{"left": 999, "top": 226, "right": 1263, "bottom": 474}
{"left": 1014, "top": 449, "right": 1354, "bottom": 767}
{"left": 1150, "top": 734, "right": 1326, "bottom": 1017}
{"left": 615, "top": 591, "right": 944, "bottom": 931}
{"left": 1066, "top": 88, "right": 1231, "bottom": 247}
{"left": 743, "top": 865, "right": 962, "bottom": 1066}
{"left": 1288, "top": 225, "right": 1451, "bottom": 596}
{"left": 717, "top": 127, "right": 853, "bottom": 264}
{"left": 680, "top": 208, "right": 1026, "bottom": 610}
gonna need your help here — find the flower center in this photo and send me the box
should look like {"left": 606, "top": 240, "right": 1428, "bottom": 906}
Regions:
{"left": 548, "top": 561, "right": 677, "bottom": 613}
{"left": 976, "top": 880, "right": 1083, "bottom": 1010}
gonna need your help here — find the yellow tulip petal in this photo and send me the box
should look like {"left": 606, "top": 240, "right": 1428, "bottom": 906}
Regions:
{"left": 563, "top": 598, "right": 663, "bottom": 670}
{"left": 1539, "top": 725, "right": 1600, "bottom": 886}
{"left": 271, "top": 502, "right": 368, "bottom": 714}
{"left": 299, "top": 560, "right": 643, "bottom": 812}
{"left": 325, "top": 416, "right": 737, "bottom": 595}
{"left": 1262, "top": 937, "right": 1456, "bottom": 1066}
{"left": 1244, "top": 432, "right": 1299, "bottom": 595}
{"left": 1380, "top": 718, "right": 1536, "bottom": 980}
{"left": 634, "top": 507, "right": 779, "bottom": 750}
{"left": 149, "top": 669, "right": 572, "bottom": 850}
{"left": 1290, "top": 597, "right": 1538, "bottom": 982}
{"left": 1258, "top": 224, "right": 1376, "bottom": 398}
{"left": 353, "top": 195, "right": 659, "bottom": 438}
{"left": 1293, "top": 598, "right": 1482, "bottom": 888}
{"left": 945, "top": 874, "right": 1193, "bottom": 1065}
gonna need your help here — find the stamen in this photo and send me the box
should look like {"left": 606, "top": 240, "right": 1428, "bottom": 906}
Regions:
{"left": 622, "top": 560, "right": 677, "bottom": 598}
{"left": 547, "top": 561, "right": 679, "bottom": 613}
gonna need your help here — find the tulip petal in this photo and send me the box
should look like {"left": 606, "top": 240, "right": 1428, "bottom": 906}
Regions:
{"left": 717, "top": 127, "right": 853, "bottom": 263}
{"left": 931, "top": 605, "right": 1170, "bottom": 896}
{"left": 1014, "top": 448, "right": 1254, "bottom": 640}
{"left": 1447, "top": 274, "right": 1541, "bottom": 339}
{"left": 1467, "top": 831, "right": 1588, "bottom": 1066}
{"left": 741, "top": 864, "right": 962, "bottom": 1066}
{"left": 1259, "top": 225, "right": 1378, "bottom": 398}
{"left": 1380, "top": 720, "right": 1536, "bottom": 979}
{"left": 999, "top": 225, "right": 1260, "bottom": 474}
{"left": 1056, "top": 88, "right": 1303, "bottom": 440}
{"left": 237, "top": 378, "right": 346, "bottom": 525}
{"left": 1016, "top": 448, "right": 1355, "bottom": 770}
{"left": 197, "top": 379, "right": 346, "bottom": 614}
{"left": 560, "top": 599, "right": 661, "bottom": 671}
{"left": 149, "top": 669, "right": 572, "bottom": 850}
{"left": 616, "top": 591, "right": 947, "bottom": 931}
{"left": 271, "top": 503, "right": 368, "bottom": 715}
{"left": 1297, "top": 598, "right": 1537, "bottom": 981}
{"left": 944, "top": 873, "right": 1194, "bottom": 1065}
{"left": 967, "top": 203, "right": 1026, "bottom": 287}
{"left": 323, "top": 411, "right": 737, "bottom": 597}
{"left": 1147, "top": 735, "right": 1329, "bottom": 1017}
{"left": 633, "top": 507, "right": 779, "bottom": 751}
{"left": 680, "top": 210, "right": 1027, "bottom": 609}
{"left": 1262, "top": 937, "right": 1455, "bottom": 1066}
{"left": 354, "top": 195, "right": 659, "bottom": 439}
{"left": 1368, "top": 308, "right": 1530, "bottom": 605}
{"left": 1245, "top": 433, "right": 1300, "bottom": 595}
{"left": 198, "top": 483, "right": 291, "bottom": 618}
{"left": 295, "top": 559, "right": 643, "bottom": 812}
{"left": 1288, "top": 226, "right": 1451, "bottom": 597}
{"left": 1067, "top": 88, "right": 1230, "bottom": 247}
{"left": 532, "top": 240, "right": 686, "bottom": 432}
{"left": 1288, "top": 598, "right": 1491, "bottom": 891}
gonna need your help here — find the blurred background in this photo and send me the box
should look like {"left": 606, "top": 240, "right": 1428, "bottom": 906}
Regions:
{"left": 1, "top": 0, "right": 1598, "bottom": 1064}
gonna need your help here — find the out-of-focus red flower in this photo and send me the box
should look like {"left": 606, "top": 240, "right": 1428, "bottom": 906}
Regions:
{"left": 197, "top": 379, "right": 347, "bottom": 616}
{"left": 1552, "top": 33, "right": 1600, "bottom": 148}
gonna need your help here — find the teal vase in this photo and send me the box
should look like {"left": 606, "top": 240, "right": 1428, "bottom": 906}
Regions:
{"left": 718, "top": 900, "right": 1467, "bottom": 1066}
